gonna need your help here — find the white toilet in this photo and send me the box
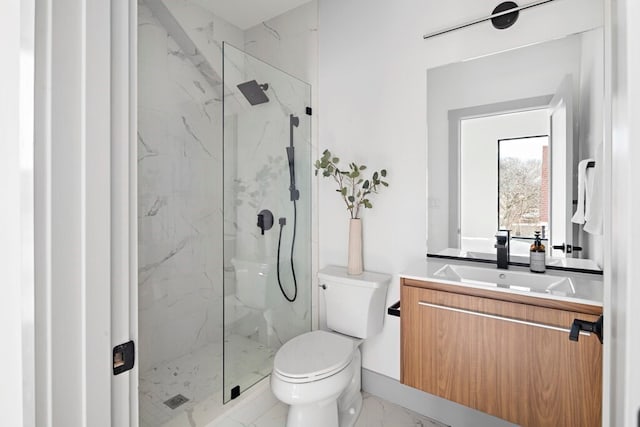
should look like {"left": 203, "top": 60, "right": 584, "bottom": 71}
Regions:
{"left": 270, "top": 265, "right": 391, "bottom": 427}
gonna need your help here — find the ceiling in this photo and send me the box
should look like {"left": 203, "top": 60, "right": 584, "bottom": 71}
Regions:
{"left": 190, "top": 0, "right": 312, "bottom": 30}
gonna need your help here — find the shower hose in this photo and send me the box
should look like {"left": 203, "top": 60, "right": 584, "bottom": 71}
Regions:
{"left": 276, "top": 199, "right": 298, "bottom": 302}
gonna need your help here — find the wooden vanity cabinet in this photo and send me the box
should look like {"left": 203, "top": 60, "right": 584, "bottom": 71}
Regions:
{"left": 400, "top": 278, "right": 602, "bottom": 427}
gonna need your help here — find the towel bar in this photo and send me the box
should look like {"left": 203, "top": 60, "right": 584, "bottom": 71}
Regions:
{"left": 387, "top": 301, "right": 401, "bottom": 317}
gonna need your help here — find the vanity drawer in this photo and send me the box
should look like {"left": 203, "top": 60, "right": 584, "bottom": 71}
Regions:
{"left": 400, "top": 280, "right": 602, "bottom": 427}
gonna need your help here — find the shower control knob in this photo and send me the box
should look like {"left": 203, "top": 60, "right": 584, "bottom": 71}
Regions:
{"left": 257, "top": 209, "right": 274, "bottom": 235}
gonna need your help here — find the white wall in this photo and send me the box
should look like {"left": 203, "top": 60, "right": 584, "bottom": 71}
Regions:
{"left": 319, "top": 0, "right": 602, "bottom": 380}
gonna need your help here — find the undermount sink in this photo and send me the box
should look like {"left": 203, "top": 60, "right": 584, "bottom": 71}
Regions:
{"left": 433, "top": 264, "right": 576, "bottom": 296}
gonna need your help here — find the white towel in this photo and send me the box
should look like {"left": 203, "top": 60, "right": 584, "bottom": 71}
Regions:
{"left": 572, "top": 158, "right": 594, "bottom": 224}
{"left": 584, "top": 145, "right": 603, "bottom": 235}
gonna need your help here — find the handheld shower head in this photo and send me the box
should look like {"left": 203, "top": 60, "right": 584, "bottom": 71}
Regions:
{"left": 287, "top": 114, "right": 300, "bottom": 201}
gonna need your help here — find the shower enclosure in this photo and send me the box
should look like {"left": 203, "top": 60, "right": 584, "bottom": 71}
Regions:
{"left": 137, "top": 3, "right": 311, "bottom": 425}
{"left": 222, "top": 43, "right": 312, "bottom": 402}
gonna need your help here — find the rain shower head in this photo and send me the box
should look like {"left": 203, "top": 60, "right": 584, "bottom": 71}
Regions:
{"left": 237, "top": 80, "right": 269, "bottom": 105}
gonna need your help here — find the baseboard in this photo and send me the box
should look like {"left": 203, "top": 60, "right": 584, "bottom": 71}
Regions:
{"left": 361, "top": 369, "right": 517, "bottom": 427}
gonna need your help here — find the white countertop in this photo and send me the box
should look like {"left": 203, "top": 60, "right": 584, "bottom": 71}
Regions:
{"left": 400, "top": 258, "right": 603, "bottom": 307}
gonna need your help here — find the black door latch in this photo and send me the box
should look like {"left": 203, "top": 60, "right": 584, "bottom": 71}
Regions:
{"left": 113, "top": 340, "right": 135, "bottom": 375}
{"left": 569, "top": 315, "right": 603, "bottom": 344}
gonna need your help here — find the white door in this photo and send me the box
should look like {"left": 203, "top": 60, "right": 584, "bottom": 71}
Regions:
{"left": 31, "top": 2, "right": 133, "bottom": 426}
{"left": 548, "top": 75, "right": 573, "bottom": 258}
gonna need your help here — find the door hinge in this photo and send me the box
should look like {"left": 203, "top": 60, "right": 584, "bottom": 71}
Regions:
{"left": 113, "top": 340, "right": 135, "bottom": 375}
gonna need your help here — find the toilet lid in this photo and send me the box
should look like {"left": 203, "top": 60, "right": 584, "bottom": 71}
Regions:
{"left": 274, "top": 330, "right": 354, "bottom": 381}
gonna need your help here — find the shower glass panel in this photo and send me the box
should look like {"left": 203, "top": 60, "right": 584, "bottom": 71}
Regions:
{"left": 222, "top": 43, "right": 312, "bottom": 402}
{"left": 137, "top": 2, "right": 226, "bottom": 424}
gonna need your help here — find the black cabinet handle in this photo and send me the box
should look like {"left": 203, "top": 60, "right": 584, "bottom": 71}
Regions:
{"left": 569, "top": 315, "right": 603, "bottom": 344}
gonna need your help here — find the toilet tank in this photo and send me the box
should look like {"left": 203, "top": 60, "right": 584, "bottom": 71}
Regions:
{"left": 318, "top": 266, "right": 391, "bottom": 339}
{"left": 231, "top": 258, "right": 271, "bottom": 309}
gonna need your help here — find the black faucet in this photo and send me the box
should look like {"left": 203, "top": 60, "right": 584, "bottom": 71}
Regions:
{"left": 495, "top": 229, "right": 510, "bottom": 269}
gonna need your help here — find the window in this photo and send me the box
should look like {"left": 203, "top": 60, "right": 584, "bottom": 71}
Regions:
{"left": 498, "top": 135, "right": 549, "bottom": 239}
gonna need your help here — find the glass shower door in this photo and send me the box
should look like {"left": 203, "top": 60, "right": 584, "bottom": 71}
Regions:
{"left": 222, "top": 43, "right": 312, "bottom": 402}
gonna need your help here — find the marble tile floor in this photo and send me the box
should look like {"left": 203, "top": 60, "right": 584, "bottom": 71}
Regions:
{"left": 139, "top": 334, "right": 448, "bottom": 427}
{"left": 139, "top": 334, "right": 275, "bottom": 427}
{"left": 213, "top": 392, "right": 450, "bottom": 427}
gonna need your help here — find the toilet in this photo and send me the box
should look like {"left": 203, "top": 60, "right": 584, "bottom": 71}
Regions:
{"left": 270, "top": 265, "right": 391, "bottom": 427}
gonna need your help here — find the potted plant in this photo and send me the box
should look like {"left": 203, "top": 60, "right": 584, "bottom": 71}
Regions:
{"left": 315, "top": 149, "right": 389, "bottom": 274}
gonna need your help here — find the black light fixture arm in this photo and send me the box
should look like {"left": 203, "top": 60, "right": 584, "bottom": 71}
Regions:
{"left": 422, "top": 0, "right": 556, "bottom": 40}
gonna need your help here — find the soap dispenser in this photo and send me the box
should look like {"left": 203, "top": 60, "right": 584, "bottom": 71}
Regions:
{"left": 530, "top": 231, "right": 546, "bottom": 273}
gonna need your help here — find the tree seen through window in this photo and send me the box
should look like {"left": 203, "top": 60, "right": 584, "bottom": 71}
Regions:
{"left": 498, "top": 136, "right": 549, "bottom": 238}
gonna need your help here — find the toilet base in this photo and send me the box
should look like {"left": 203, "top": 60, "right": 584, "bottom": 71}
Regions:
{"left": 338, "top": 391, "right": 362, "bottom": 427}
{"left": 337, "top": 348, "right": 362, "bottom": 427}
{"left": 287, "top": 398, "right": 339, "bottom": 427}
{"left": 284, "top": 391, "right": 363, "bottom": 427}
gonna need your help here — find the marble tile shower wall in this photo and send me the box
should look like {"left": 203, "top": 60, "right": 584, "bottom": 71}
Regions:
{"left": 225, "top": 3, "right": 318, "bottom": 350}
{"left": 137, "top": 0, "right": 317, "bottom": 373}
{"left": 227, "top": 75, "right": 312, "bottom": 348}
{"left": 244, "top": 1, "right": 318, "bottom": 91}
{"left": 238, "top": 1, "right": 318, "bottom": 346}
{"left": 138, "top": 3, "right": 227, "bottom": 371}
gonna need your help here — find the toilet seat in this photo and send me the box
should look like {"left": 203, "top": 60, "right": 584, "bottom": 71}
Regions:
{"left": 274, "top": 330, "right": 354, "bottom": 383}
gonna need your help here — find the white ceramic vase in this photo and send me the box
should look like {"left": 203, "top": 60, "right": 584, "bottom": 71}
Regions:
{"left": 347, "top": 218, "right": 363, "bottom": 275}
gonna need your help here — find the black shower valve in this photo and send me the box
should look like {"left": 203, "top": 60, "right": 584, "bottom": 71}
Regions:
{"left": 257, "top": 209, "right": 274, "bottom": 235}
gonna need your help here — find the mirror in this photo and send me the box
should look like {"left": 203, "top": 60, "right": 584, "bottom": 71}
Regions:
{"left": 427, "top": 27, "right": 604, "bottom": 272}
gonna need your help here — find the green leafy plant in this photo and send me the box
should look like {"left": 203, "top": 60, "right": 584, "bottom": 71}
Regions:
{"left": 314, "top": 149, "right": 389, "bottom": 219}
